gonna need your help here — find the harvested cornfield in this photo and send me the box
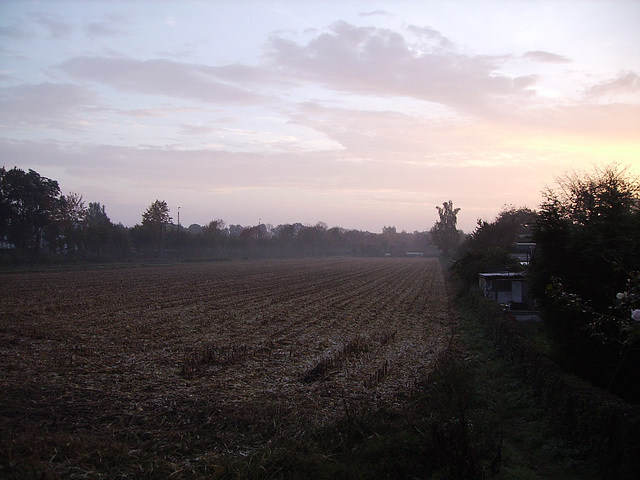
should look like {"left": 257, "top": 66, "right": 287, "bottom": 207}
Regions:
{"left": 0, "top": 258, "right": 457, "bottom": 478}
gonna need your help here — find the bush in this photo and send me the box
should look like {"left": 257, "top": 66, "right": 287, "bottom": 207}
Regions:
{"left": 451, "top": 247, "right": 522, "bottom": 289}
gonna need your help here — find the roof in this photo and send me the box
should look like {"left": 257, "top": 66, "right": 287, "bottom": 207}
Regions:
{"left": 478, "top": 271, "right": 526, "bottom": 279}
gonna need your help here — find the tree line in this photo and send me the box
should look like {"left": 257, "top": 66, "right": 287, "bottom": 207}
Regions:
{"left": 0, "top": 166, "right": 439, "bottom": 265}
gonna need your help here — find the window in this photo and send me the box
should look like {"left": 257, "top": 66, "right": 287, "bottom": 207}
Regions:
{"left": 493, "top": 280, "right": 512, "bottom": 292}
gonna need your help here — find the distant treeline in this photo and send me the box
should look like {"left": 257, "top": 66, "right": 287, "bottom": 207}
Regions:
{"left": 0, "top": 166, "right": 438, "bottom": 265}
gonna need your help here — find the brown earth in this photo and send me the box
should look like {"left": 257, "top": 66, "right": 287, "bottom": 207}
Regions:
{"left": 0, "top": 258, "right": 456, "bottom": 478}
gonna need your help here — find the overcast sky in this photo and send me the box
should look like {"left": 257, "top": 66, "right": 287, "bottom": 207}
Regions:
{"left": 1, "top": 0, "right": 638, "bottom": 232}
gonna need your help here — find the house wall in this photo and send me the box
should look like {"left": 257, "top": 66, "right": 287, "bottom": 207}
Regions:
{"left": 511, "top": 280, "right": 523, "bottom": 303}
{"left": 480, "top": 277, "right": 524, "bottom": 304}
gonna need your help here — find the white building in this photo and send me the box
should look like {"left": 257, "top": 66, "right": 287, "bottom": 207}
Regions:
{"left": 478, "top": 271, "right": 538, "bottom": 320}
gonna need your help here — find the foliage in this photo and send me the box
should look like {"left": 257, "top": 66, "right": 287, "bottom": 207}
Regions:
{"left": 460, "top": 205, "right": 535, "bottom": 254}
{"left": 141, "top": 199, "right": 172, "bottom": 235}
{"left": 47, "top": 192, "right": 87, "bottom": 253}
{"left": 452, "top": 247, "right": 522, "bottom": 288}
{"left": 202, "top": 218, "right": 225, "bottom": 237}
{"left": 529, "top": 164, "right": 640, "bottom": 398}
{"left": 86, "top": 202, "right": 110, "bottom": 226}
{"left": 450, "top": 206, "right": 531, "bottom": 290}
{"left": 430, "top": 199, "right": 461, "bottom": 257}
{"left": 601, "top": 271, "right": 640, "bottom": 346}
{"left": 530, "top": 164, "right": 640, "bottom": 309}
{"left": 549, "top": 272, "right": 640, "bottom": 349}
{"left": 0, "top": 166, "right": 61, "bottom": 254}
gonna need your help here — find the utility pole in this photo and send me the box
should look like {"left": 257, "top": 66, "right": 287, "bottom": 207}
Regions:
{"left": 258, "top": 217, "right": 262, "bottom": 258}
{"left": 29, "top": 188, "right": 34, "bottom": 269}
{"left": 177, "top": 206, "right": 181, "bottom": 261}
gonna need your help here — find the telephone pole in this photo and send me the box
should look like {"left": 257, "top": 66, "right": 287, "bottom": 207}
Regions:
{"left": 177, "top": 206, "right": 181, "bottom": 261}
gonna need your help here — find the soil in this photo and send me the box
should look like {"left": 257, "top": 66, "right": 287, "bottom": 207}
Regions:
{"left": 0, "top": 258, "right": 456, "bottom": 478}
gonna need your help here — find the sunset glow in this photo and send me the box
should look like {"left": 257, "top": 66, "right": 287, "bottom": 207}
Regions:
{"left": 1, "top": 0, "right": 638, "bottom": 232}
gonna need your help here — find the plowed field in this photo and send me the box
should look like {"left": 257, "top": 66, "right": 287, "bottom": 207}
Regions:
{"left": 1, "top": 258, "right": 456, "bottom": 478}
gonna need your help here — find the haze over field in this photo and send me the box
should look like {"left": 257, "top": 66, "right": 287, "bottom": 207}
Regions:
{"left": 1, "top": 0, "right": 638, "bottom": 232}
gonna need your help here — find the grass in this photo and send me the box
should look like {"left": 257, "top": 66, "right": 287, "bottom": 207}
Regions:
{"left": 454, "top": 301, "right": 603, "bottom": 480}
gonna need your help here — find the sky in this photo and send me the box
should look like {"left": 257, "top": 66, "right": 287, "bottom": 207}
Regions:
{"left": 1, "top": 0, "right": 639, "bottom": 233}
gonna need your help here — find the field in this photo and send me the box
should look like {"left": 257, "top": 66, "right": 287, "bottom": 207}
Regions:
{"left": 1, "top": 258, "right": 457, "bottom": 478}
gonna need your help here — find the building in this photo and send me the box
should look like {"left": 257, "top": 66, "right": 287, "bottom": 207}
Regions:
{"left": 478, "top": 271, "right": 539, "bottom": 320}
{"left": 514, "top": 242, "right": 536, "bottom": 265}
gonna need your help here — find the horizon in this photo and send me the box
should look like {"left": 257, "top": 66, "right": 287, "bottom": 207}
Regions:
{"left": 1, "top": 1, "right": 638, "bottom": 233}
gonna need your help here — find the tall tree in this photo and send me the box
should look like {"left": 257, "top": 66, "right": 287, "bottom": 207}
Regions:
{"left": 86, "top": 202, "right": 110, "bottom": 226}
{"left": 0, "top": 167, "right": 61, "bottom": 255}
{"left": 202, "top": 219, "right": 226, "bottom": 256}
{"left": 84, "top": 202, "right": 116, "bottom": 257}
{"left": 430, "top": 200, "right": 461, "bottom": 257}
{"left": 48, "top": 192, "right": 87, "bottom": 253}
{"left": 141, "top": 200, "right": 172, "bottom": 260}
{"left": 142, "top": 200, "right": 172, "bottom": 234}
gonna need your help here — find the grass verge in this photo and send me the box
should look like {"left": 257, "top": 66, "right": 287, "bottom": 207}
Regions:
{"left": 454, "top": 300, "right": 602, "bottom": 480}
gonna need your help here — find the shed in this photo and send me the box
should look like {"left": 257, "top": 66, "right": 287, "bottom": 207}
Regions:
{"left": 478, "top": 271, "right": 529, "bottom": 309}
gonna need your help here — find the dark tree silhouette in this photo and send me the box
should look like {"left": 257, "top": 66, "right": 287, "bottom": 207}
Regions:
{"left": 48, "top": 192, "right": 86, "bottom": 253}
{"left": 0, "top": 167, "right": 61, "bottom": 256}
{"left": 529, "top": 164, "right": 640, "bottom": 399}
{"left": 430, "top": 200, "right": 461, "bottom": 257}
{"left": 141, "top": 200, "right": 172, "bottom": 261}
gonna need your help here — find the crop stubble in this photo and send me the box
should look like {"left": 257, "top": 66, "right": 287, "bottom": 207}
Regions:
{"left": 0, "top": 258, "right": 456, "bottom": 474}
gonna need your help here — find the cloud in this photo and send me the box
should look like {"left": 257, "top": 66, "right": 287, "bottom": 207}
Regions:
{"left": 267, "top": 21, "right": 537, "bottom": 114}
{"left": 0, "top": 45, "right": 29, "bottom": 63}
{"left": 406, "top": 25, "right": 454, "bottom": 49}
{"left": 287, "top": 102, "right": 443, "bottom": 160}
{"left": 0, "top": 139, "right": 345, "bottom": 193}
{"left": 512, "top": 75, "right": 539, "bottom": 89}
{"left": 523, "top": 50, "right": 571, "bottom": 64}
{"left": 179, "top": 123, "right": 218, "bottom": 136}
{"left": 285, "top": 100, "right": 556, "bottom": 172}
{"left": 0, "top": 20, "right": 35, "bottom": 41}
{"left": 120, "top": 107, "right": 203, "bottom": 118}
{"left": 587, "top": 71, "right": 640, "bottom": 97}
{"left": 84, "top": 14, "right": 130, "bottom": 38}
{"left": 358, "top": 10, "right": 392, "bottom": 17}
{"left": 286, "top": 93, "right": 640, "bottom": 173}
{"left": 28, "top": 11, "right": 73, "bottom": 39}
{"left": 0, "top": 69, "right": 16, "bottom": 82}
{"left": 0, "top": 82, "right": 100, "bottom": 129}
{"left": 58, "top": 56, "right": 266, "bottom": 104}
{"left": 0, "top": 139, "right": 484, "bottom": 222}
